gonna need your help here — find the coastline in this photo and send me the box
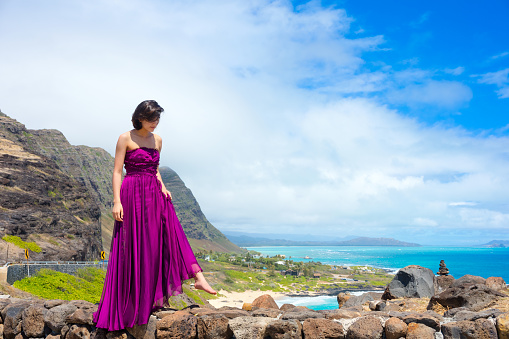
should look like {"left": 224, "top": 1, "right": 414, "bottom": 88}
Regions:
{"left": 208, "top": 289, "right": 322, "bottom": 309}
{"left": 245, "top": 245, "right": 509, "bottom": 282}
{"left": 206, "top": 287, "right": 385, "bottom": 309}
{"left": 203, "top": 245, "right": 509, "bottom": 310}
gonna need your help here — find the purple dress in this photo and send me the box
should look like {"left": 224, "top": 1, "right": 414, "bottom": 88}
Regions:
{"left": 93, "top": 147, "right": 202, "bottom": 331}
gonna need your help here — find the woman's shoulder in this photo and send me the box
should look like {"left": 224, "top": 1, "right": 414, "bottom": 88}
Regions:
{"left": 153, "top": 133, "right": 162, "bottom": 142}
{"left": 116, "top": 131, "right": 134, "bottom": 147}
{"left": 118, "top": 131, "right": 133, "bottom": 140}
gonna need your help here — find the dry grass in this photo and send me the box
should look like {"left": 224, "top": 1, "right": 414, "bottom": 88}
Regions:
{"left": 398, "top": 297, "right": 430, "bottom": 313}
{"left": 429, "top": 300, "right": 448, "bottom": 314}
{"left": 484, "top": 296, "right": 509, "bottom": 313}
{"left": 0, "top": 138, "right": 40, "bottom": 160}
{"left": 0, "top": 281, "right": 37, "bottom": 299}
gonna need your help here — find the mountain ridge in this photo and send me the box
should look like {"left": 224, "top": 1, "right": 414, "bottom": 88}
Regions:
{"left": 226, "top": 234, "right": 421, "bottom": 247}
{"left": 481, "top": 240, "right": 509, "bottom": 248}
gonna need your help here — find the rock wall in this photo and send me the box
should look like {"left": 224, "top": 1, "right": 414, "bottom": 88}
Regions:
{"left": 18, "top": 127, "right": 115, "bottom": 254}
{"left": 0, "top": 293, "right": 507, "bottom": 339}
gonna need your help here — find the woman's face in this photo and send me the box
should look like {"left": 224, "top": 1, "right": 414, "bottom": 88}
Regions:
{"left": 140, "top": 119, "right": 159, "bottom": 132}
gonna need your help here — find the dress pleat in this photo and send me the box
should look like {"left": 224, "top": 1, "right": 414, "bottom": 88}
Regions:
{"left": 93, "top": 147, "right": 202, "bottom": 330}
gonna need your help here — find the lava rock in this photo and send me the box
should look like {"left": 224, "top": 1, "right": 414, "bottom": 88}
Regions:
{"left": 428, "top": 284, "right": 506, "bottom": 311}
{"left": 251, "top": 294, "right": 279, "bottom": 310}
{"left": 156, "top": 312, "right": 197, "bottom": 339}
{"left": 22, "top": 305, "right": 47, "bottom": 338}
{"left": 485, "top": 277, "right": 507, "bottom": 291}
{"left": 406, "top": 322, "right": 435, "bottom": 339}
{"left": 496, "top": 312, "right": 509, "bottom": 339}
{"left": 346, "top": 316, "right": 383, "bottom": 339}
{"left": 302, "top": 318, "right": 345, "bottom": 339}
{"left": 441, "top": 318, "right": 498, "bottom": 339}
{"left": 265, "top": 319, "right": 302, "bottom": 339}
{"left": 382, "top": 265, "right": 435, "bottom": 300}
{"left": 196, "top": 314, "right": 232, "bottom": 339}
{"left": 434, "top": 275, "right": 455, "bottom": 294}
{"left": 384, "top": 317, "right": 407, "bottom": 339}
{"left": 44, "top": 303, "right": 78, "bottom": 333}
{"left": 228, "top": 316, "right": 274, "bottom": 339}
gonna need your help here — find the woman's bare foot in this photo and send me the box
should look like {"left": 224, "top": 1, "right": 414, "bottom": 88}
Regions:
{"left": 194, "top": 272, "right": 217, "bottom": 295}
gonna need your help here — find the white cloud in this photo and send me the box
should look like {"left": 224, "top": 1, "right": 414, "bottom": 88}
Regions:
{"left": 476, "top": 68, "right": 509, "bottom": 99}
{"left": 458, "top": 208, "right": 509, "bottom": 228}
{"left": 449, "top": 202, "right": 477, "bottom": 207}
{"left": 489, "top": 51, "right": 509, "bottom": 60}
{"left": 388, "top": 80, "right": 472, "bottom": 108}
{"left": 444, "top": 67, "right": 465, "bottom": 76}
{"left": 410, "top": 11, "right": 431, "bottom": 27}
{"left": 497, "top": 87, "right": 509, "bottom": 99}
{"left": 477, "top": 68, "right": 509, "bottom": 86}
{"left": 413, "top": 218, "right": 438, "bottom": 227}
{"left": 0, "top": 0, "right": 507, "bottom": 245}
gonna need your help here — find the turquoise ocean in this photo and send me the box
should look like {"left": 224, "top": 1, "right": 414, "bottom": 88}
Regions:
{"left": 246, "top": 246, "right": 509, "bottom": 310}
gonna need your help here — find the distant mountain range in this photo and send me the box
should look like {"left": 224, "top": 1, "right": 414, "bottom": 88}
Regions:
{"left": 225, "top": 233, "right": 421, "bottom": 247}
{"left": 481, "top": 240, "right": 509, "bottom": 248}
{"left": 224, "top": 231, "right": 358, "bottom": 242}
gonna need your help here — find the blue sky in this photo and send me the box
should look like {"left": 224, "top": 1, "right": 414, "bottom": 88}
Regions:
{"left": 297, "top": 0, "right": 509, "bottom": 131}
{"left": 0, "top": 0, "right": 508, "bottom": 245}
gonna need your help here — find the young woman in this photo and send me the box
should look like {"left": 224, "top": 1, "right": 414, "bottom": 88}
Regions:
{"left": 93, "top": 100, "right": 216, "bottom": 331}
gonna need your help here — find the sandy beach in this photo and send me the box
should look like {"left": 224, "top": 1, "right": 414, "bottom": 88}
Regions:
{"left": 207, "top": 289, "right": 321, "bottom": 309}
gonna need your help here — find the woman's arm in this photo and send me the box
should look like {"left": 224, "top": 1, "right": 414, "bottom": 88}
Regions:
{"left": 156, "top": 168, "right": 172, "bottom": 200}
{"left": 112, "top": 134, "right": 128, "bottom": 221}
{"left": 154, "top": 133, "right": 172, "bottom": 200}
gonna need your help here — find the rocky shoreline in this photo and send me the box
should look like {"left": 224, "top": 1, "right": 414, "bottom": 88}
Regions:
{"left": 0, "top": 265, "right": 507, "bottom": 338}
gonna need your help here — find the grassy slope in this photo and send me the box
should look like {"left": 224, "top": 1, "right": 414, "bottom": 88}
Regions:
{"left": 12, "top": 267, "right": 214, "bottom": 309}
{"left": 198, "top": 259, "right": 393, "bottom": 295}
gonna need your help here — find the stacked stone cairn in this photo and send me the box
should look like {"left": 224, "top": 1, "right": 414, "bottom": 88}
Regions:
{"left": 0, "top": 264, "right": 507, "bottom": 338}
{"left": 437, "top": 260, "right": 449, "bottom": 276}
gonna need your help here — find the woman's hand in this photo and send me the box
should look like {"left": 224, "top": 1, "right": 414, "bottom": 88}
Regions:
{"left": 112, "top": 202, "right": 124, "bottom": 222}
{"left": 162, "top": 188, "right": 172, "bottom": 200}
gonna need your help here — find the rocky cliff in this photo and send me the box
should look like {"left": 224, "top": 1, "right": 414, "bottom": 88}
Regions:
{"left": 0, "top": 112, "right": 102, "bottom": 262}
{"left": 19, "top": 125, "right": 116, "bottom": 253}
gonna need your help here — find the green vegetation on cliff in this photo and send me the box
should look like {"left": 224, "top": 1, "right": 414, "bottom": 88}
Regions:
{"left": 2, "top": 235, "right": 42, "bottom": 253}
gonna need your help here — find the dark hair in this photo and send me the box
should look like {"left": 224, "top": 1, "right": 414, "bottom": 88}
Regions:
{"left": 132, "top": 100, "right": 164, "bottom": 130}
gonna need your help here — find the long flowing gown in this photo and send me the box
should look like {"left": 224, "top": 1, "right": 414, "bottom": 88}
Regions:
{"left": 93, "top": 147, "right": 202, "bottom": 331}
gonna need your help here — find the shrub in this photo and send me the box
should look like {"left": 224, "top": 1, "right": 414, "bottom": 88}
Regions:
{"left": 2, "top": 235, "right": 41, "bottom": 253}
{"left": 13, "top": 268, "right": 105, "bottom": 303}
